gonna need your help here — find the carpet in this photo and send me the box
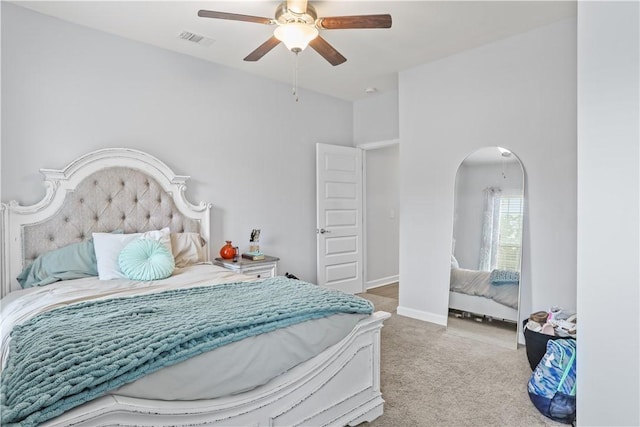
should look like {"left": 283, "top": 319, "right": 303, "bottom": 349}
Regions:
{"left": 357, "top": 291, "right": 564, "bottom": 427}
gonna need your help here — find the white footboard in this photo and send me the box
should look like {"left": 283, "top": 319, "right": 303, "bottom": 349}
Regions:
{"left": 42, "top": 311, "right": 391, "bottom": 427}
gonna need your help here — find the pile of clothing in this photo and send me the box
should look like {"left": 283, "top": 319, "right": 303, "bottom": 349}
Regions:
{"left": 525, "top": 308, "right": 576, "bottom": 338}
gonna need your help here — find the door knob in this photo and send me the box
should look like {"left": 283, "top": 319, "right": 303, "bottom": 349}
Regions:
{"left": 317, "top": 228, "right": 331, "bottom": 234}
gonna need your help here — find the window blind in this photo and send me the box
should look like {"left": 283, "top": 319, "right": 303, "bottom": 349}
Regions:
{"left": 496, "top": 196, "right": 523, "bottom": 271}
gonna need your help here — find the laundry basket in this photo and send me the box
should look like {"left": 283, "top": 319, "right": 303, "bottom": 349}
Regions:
{"left": 522, "top": 319, "right": 574, "bottom": 370}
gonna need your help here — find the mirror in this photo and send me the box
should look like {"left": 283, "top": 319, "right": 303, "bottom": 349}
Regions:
{"left": 448, "top": 147, "right": 524, "bottom": 349}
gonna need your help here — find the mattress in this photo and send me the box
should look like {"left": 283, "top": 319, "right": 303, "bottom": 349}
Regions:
{"left": 1, "top": 264, "right": 365, "bottom": 401}
{"left": 449, "top": 267, "right": 519, "bottom": 309}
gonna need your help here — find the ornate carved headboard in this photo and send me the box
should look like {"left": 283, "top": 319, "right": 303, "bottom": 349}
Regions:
{"left": 1, "top": 148, "right": 212, "bottom": 297}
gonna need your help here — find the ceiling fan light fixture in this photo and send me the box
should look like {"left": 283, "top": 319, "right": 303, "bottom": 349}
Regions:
{"left": 274, "top": 23, "right": 318, "bottom": 52}
{"left": 498, "top": 147, "right": 512, "bottom": 157}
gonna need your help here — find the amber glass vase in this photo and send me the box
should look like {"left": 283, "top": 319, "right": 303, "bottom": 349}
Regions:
{"left": 219, "top": 241, "right": 237, "bottom": 260}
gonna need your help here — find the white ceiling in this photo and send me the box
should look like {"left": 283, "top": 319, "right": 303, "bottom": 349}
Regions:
{"left": 13, "top": 1, "right": 576, "bottom": 101}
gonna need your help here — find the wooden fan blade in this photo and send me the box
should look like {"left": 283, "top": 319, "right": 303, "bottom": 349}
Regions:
{"left": 287, "top": 0, "right": 308, "bottom": 14}
{"left": 317, "top": 14, "right": 392, "bottom": 29}
{"left": 198, "top": 10, "right": 273, "bottom": 25}
{"left": 309, "top": 36, "right": 347, "bottom": 66}
{"left": 244, "top": 36, "right": 281, "bottom": 62}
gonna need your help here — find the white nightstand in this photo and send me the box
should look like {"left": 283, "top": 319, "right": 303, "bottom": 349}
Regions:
{"left": 213, "top": 255, "right": 280, "bottom": 280}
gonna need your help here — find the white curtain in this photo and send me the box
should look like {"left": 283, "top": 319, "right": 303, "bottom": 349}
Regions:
{"left": 478, "top": 187, "right": 501, "bottom": 271}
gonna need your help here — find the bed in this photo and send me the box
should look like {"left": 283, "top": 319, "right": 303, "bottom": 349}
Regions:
{"left": 449, "top": 264, "right": 520, "bottom": 322}
{"left": 0, "top": 148, "right": 390, "bottom": 427}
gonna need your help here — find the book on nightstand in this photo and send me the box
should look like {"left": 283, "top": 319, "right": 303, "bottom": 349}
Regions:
{"left": 242, "top": 252, "right": 265, "bottom": 261}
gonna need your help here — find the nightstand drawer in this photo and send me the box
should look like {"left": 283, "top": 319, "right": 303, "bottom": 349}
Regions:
{"left": 242, "top": 266, "right": 276, "bottom": 280}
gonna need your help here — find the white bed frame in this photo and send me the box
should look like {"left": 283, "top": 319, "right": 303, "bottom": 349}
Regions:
{"left": 449, "top": 291, "right": 518, "bottom": 322}
{"left": 1, "top": 148, "right": 390, "bottom": 426}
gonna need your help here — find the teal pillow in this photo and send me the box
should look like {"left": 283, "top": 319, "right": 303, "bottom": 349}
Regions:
{"left": 118, "top": 238, "right": 175, "bottom": 281}
{"left": 17, "top": 239, "right": 98, "bottom": 289}
{"left": 490, "top": 269, "right": 520, "bottom": 286}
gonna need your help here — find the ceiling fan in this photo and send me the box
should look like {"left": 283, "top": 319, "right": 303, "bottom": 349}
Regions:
{"left": 198, "top": 0, "right": 392, "bottom": 66}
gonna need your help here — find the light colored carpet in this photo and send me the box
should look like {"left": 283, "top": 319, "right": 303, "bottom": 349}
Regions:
{"left": 446, "top": 314, "right": 517, "bottom": 350}
{"left": 357, "top": 290, "right": 564, "bottom": 427}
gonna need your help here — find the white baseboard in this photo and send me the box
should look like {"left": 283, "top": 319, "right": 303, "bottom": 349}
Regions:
{"left": 366, "top": 275, "right": 399, "bottom": 290}
{"left": 397, "top": 306, "right": 448, "bottom": 326}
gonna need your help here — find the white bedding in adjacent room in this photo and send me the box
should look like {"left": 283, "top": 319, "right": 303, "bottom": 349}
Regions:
{"left": 449, "top": 267, "right": 519, "bottom": 309}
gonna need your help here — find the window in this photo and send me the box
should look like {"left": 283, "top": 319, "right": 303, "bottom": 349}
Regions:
{"left": 495, "top": 196, "right": 524, "bottom": 271}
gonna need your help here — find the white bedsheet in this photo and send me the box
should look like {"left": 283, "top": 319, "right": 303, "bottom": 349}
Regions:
{"left": 114, "top": 312, "right": 363, "bottom": 400}
{"left": 449, "top": 267, "right": 519, "bottom": 309}
{"left": 1, "top": 264, "right": 365, "bottom": 400}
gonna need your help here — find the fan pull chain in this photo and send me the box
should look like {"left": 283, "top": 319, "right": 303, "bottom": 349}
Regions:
{"left": 293, "top": 51, "right": 299, "bottom": 102}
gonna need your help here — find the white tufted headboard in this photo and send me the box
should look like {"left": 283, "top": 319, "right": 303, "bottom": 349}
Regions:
{"left": 1, "top": 148, "right": 212, "bottom": 297}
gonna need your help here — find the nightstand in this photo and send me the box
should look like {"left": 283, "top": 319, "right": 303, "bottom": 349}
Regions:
{"left": 213, "top": 255, "right": 280, "bottom": 279}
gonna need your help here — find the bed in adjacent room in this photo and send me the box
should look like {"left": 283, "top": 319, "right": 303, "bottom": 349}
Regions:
{"left": 0, "top": 148, "right": 389, "bottom": 427}
{"left": 449, "top": 256, "right": 519, "bottom": 322}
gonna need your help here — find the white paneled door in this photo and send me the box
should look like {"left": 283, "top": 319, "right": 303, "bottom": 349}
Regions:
{"left": 316, "top": 143, "right": 363, "bottom": 294}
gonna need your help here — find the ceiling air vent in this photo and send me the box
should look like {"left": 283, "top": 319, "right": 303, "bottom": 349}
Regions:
{"left": 177, "top": 31, "right": 214, "bottom": 46}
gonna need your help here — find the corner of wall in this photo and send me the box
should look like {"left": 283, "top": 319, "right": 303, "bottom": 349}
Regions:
{"left": 397, "top": 306, "right": 448, "bottom": 326}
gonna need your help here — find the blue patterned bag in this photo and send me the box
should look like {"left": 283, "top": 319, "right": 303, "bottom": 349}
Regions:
{"left": 527, "top": 338, "right": 576, "bottom": 424}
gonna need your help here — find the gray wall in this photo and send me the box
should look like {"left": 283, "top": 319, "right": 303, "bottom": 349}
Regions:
{"left": 1, "top": 3, "right": 353, "bottom": 282}
{"left": 577, "top": 1, "right": 639, "bottom": 424}
{"left": 353, "top": 90, "right": 399, "bottom": 145}
{"left": 365, "top": 144, "right": 399, "bottom": 288}
{"left": 398, "top": 18, "right": 577, "bottom": 331}
{"left": 354, "top": 91, "right": 401, "bottom": 288}
{"left": 0, "top": 2, "right": 3, "bottom": 273}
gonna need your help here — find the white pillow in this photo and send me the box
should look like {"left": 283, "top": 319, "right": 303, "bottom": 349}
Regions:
{"left": 93, "top": 232, "right": 142, "bottom": 280}
{"left": 141, "top": 228, "right": 173, "bottom": 256}
{"left": 170, "top": 232, "right": 206, "bottom": 268}
{"left": 93, "top": 228, "right": 173, "bottom": 280}
{"left": 451, "top": 254, "right": 460, "bottom": 269}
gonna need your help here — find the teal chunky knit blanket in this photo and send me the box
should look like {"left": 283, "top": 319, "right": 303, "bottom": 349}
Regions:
{"left": 0, "top": 277, "right": 372, "bottom": 427}
{"left": 489, "top": 269, "right": 520, "bottom": 285}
